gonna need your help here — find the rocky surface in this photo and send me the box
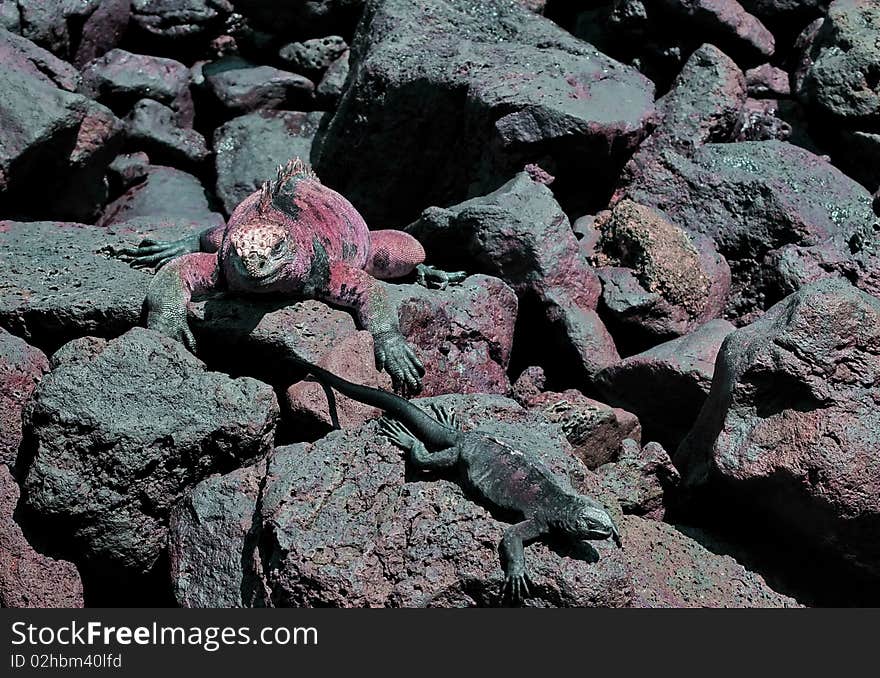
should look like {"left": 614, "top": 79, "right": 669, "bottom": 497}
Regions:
{"left": 124, "top": 99, "right": 210, "bottom": 170}
{"left": 598, "top": 439, "right": 680, "bottom": 521}
{"left": 0, "top": 329, "right": 49, "bottom": 468}
{"left": 200, "top": 56, "right": 315, "bottom": 118}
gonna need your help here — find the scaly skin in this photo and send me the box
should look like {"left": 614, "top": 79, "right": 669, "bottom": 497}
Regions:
{"left": 290, "top": 354, "right": 622, "bottom": 605}
{"left": 117, "top": 158, "right": 464, "bottom": 391}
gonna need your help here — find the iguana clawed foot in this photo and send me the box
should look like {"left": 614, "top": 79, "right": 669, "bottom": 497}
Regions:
{"left": 415, "top": 264, "right": 466, "bottom": 290}
{"left": 378, "top": 417, "right": 418, "bottom": 450}
{"left": 502, "top": 567, "right": 533, "bottom": 605}
{"left": 113, "top": 235, "right": 201, "bottom": 270}
{"left": 428, "top": 402, "right": 458, "bottom": 429}
{"left": 374, "top": 331, "right": 424, "bottom": 395}
{"left": 147, "top": 308, "right": 197, "bottom": 353}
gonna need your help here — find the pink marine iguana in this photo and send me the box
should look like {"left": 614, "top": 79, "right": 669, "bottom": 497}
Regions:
{"left": 116, "top": 158, "right": 463, "bottom": 391}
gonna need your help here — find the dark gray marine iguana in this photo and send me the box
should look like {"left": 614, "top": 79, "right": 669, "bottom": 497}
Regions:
{"left": 290, "top": 355, "right": 622, "bottom": 604}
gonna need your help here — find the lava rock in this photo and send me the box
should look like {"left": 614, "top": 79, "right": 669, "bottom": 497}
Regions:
{"left": 213, "top": 110, "right": 324, "bottom": 215}
{"left": 617, "top": 140, "right": 879, "bottom": 321}
{"left": 677, "top": 279, "right": 880, "bottom": 578}
{"left": 278, "top": 35, "right": 348, "bottom": 79}
{"left": 79, "top": 49, "right": 195, "bottom": 126}
{"left": 169, "top": 459, "right": 270, "bottom": 607}
{"left": 591, "top": 200, "right": 731, "bottom": 345}
{"left": 596, "top": 319, "right": 735, "bottom": 449}
{"left": 315, "top": 49, "right": 350, "bottom": 107}
{"left": 0, "top": 219, "right": 200, "bottom": 353}
{"left": 201, "top": 57, "right": 315, "bottom": 118}
{"left": 98, "top": 165, "right": 223, "bottom": 228}
{"left": 0, "top": 27, "right": 80, "bottom": 91}
{"left": 73, "top": 0, "right": 132, "bottom": 67}
{"left": 733, "top": 97, "right": 793, "bottom": 141}
{"left": 15, "top": 0, "right": 100, "bottom": 59}
{"left": 0, "top": 466, "right": 84, "bottom": 608}
{"left": 130, "top": 0, "right": 233, "bottom": 46}
{"left": 314, "top": 0, "right": 655, "bottom": 228}
{"left": 598, "top": 439, "right": 679, "bottom": 521}
{"left": 230, "top": 0, "right": 365, "bottom": 39}
{"left": 107, "top": 152, "right": 152, "bottom": 196}
{"left": 745, "top": 63, "right": 790, "bottom": 97}
{"left": 19, "top": 328, "right": 278, "bottom": 577}
{"left": 407, "top": 172, "right": 619, "bottom": 383}
{"left": 124, "top": 99, "right": 210, "bottom": 170}
{"left": 0, "top": 329, "right": 49, "bottom": 469}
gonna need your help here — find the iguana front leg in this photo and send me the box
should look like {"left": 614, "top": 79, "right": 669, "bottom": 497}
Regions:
{"left": 322, "top": 261, "right": 424, "bottom": 393}
{"left": 500, "top": 518, "right": 546, "bottom": 605}
{"left": 114, "top": 224, "right": 226, "bottom": 269}
{"left": 379, "top": 418, "right": 458, "bottom": 470}
{"left": 145, "top": 252, "right": 221, "bottom": 351}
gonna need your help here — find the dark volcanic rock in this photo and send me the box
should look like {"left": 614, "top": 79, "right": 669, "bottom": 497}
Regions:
{"left": 15, "top": 0, "right": 100, "bottom": 59}
{"left": 278, "top": 35, "right": 348, "bottom": 79}
{"left": 0, "top": 67, "right": 123, "bottom": 222}
{"left": 597, "top": 319, "right": 735, "bottom": 449}
{"left": 315, "top": 49, "right": 350, "bottom": 107}
{"left": 79, "top": 49, "right": 195, "bottom": 126}
{"left": 130, "top": 0, "right": 233, "bottom": 45}
{"left": 733, "top": 97, "right": 793, "bottom": 141}
{"left": 213, "top": 111, "right": 324, "bottom": 215}
{"left": 98, "top": 165, "right": 223, "bottom": 228}
{"left": 618, "top": 140, "right": 879, "bottom": 321}
{"left": 407, "top": 173, "right": 619, "bottom": 383}
{"left": 107, "top": 152, "right": 152, "bottom": 196}
{"left": 0, "top": 329, "right": 49, "bottom": 469}
{"left": 0, "top": 219, "right": 200, "bottom": 353}
{"left": 73, "top": 0, "right": 132, "bottom": 67}
{"left": 1, "top": 466, "right": 84, "bottom": 608}
{"left": 677, "top": 279, "right": 880, "bottom": 578}
{"left": 745, "top": 63, "right": 790, "bottom": 98}
{"left": 598, "top": 439, "right": 679, "bottom": 521}
{"left": 124, "top": 99, "right": 210, "bottom": 170}
{"left": 230, "top": 0, "right": 365, "bottom": 39}
{"left": 19, "top": 328, "right": 278, "bottom": 577}
{"left": 201, "top": 57, "right": 315, "bottom": 118}
{"left": 0, "top": 27, "right": 81, "bottom": 91}
{"left": 314, "top": 0, "right": 655, "bottom": 228}
{"left": 169, "top": 460, "right": 270, "bottom": 607}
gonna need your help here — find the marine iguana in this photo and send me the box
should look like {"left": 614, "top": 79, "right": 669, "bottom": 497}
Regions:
{"left": 290, "top": 355, "right": 622, "bottom": 604}
{"left": 115, "top": 158, "right": 463, "bottom": 392}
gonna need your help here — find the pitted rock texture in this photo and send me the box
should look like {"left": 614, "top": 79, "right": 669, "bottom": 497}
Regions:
{"left": 1, "top": 466, "right": 85, "bottom": 608}
{"left": 314, "top": 0, "right": 655, "bottom": 228}
{"left": 407, "top": 173, "right": 618, "bottom": 382}
{"left": 597, "top": 439, "right": 680, "bottom": 521}
{"left": 676, "top": 279, "right": 880, "bottom": 577}
{"left": 18, "top": 328, "right": 278, "bottom": 577}
{"left": 278, "top": 35, "right": 348, "bottom": 78}
{"left": 0, "top": 329, "right": 49, "bottom": 468}
{"left": 213, "top": 111, "right": 324, "bottom": 215}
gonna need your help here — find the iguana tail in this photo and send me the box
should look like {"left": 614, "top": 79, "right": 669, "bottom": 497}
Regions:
{"left": 290, "top": 355, "right": 459, "bottom": 449}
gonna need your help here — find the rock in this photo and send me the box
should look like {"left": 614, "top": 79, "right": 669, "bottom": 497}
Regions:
{"left": 73, "top": 0, "right": 132, "bottom": 67}
{"left": 0, "top": 329, "right": 49, "bottom": 469}
{"left": 230, "top": 0, "right": 365, "bottom": 39}
{"left": 124, "top": 99, "right": 210, "bottom": 170}
{"left": 676, "top": 279, "right": 880, "bottom": 578}
{"left": 314, "top": 0, "right": 655, "bottom": 228}
{"left": 213, "top": 111, "right": 324, "bottom": 215}
{"left": 18, "top": 327, "right": 279, "bottom": 577}
{"left": 0, "top": 1, "right": 19, "bottom": 31}
{"left": 733, "top": 97, "right": 793, "bottom": 141}
{"left": 201, "top": 56, "right": 315, "bottom": 119}
{"left": 315, "top": 49, "right": 350, "bottom": 107}
{"left": 79, "top": 49, "right": 195, "bottom": 126}
{"left": 828, "top": 129, "right": 880, "bottom": 195}
{"left": 15, "top": 0, "right": 100, "bottom": 59}
{"left": 511, "top": 365, "right": 547, "bottom": 403}
{"left": 98, "top": 165, "right": 223, "bottom": 228}
{"left": 745, "top": 64, "right": 790, "bottom": 98}
{"left": 388, "top": 275, "right": 518, "bottom": 397}
{"left": 617, "top": 140, "right": 879, "bottom": 322}
{"left": 130, "top": 0, "right": 233, "bottom": 46}
{"left": 598, "top": 439, "right": 679, "bottom": 520}
{"left": 169, "top": 460, "right": 270, "bottom": 607}
{"left": 517, "top": 389, "right": 642, "bottom": 469}
{"left": 591, "top": 200, "right": 731, "bottom": 346}
{"left": 0, "top": 27, "right": 80, "bottom": 91}
{"left": 278, "top": 35, "right": 348, "bottom": 78}
{"left": 792, "top": 16, "right": 824, "bottom": 94}
{"left": 407, "top": 173, "right": 619, "bottom": 383}
{"left": 596, "top": 319, "right": 735, "bottom": 449}
{"left": 107, "top": 152, "right": 152, "bottom": 196}
{"left": 0, "top": 219, "right": 200, "bottom": 353}
{"left": 0, "top": 466, "right": 84, "bottom": 608}
{"left": 0, "top": 67, "right": 123, "bottom": 222}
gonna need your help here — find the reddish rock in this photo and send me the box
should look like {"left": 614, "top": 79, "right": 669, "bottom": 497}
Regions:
{"left": 733, "top": 98, "right": 793, "bottom": 141}
{"left": 745, "top": 63, "right": 790, "bottom": 97}
{"left": 1, "top": 466, "right": 84, "bottom": 608}
{"left": 0, "top": 330, "right": 49, "bottom": 468}
{"left": 598, "top": 439, "right": 680, "bottom": 521}
{"left": 73, "top": 0, "right": 131, "bottom": 67}
{"left": 0, "top": 27, "right": 80, "bottom": 91}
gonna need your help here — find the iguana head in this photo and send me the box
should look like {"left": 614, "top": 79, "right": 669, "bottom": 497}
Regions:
{"left": 228, "top": 221, "right": 293, "bottom": 286}
{"left": 556, "top": 496, "right": 622, "bottom": 548}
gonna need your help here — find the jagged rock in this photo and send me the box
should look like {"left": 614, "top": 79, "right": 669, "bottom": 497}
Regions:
{"left": 0, "top": 67, "right": 123, "bottom": 222}
{"left": 201, "top": 57, "right": 315, "bottom": 118}
{"left": 278, "top": 35, "right": 348, "bottom": 78}
{"left": 617, "top": 140, "right": 879, "bottom": 322}
{"left": 591, "top": 199, "right": 731, "bottom": 347}
{"left": 677, "top": 279, "right": 880, "bottom": 578}
{"left": 79, "top": 49, "right": 195, "bottom": 126}
{"left": 230, "top": 0, "right": 365, "bottom": 39}
{"left": 733, "top": 98, "right": 793, "bottom": 141}
{"left": 73, "top": 0, "right": 131, "bottom": 67}
{"left": 792, "top": 16, "right": 824, "bottom": 94}
{"left": 511, "top": 365, "right": 547, "bottom": 404}
{"left": 107, "top": 152, "right": 151, "bottom": 196}
{"left": 18, "top": 328, "right": 278, "bottom": 577}
{"left": 0, "top": 219, "right": 199, "bottom": 353}
{"left": 407, "top": 173, "right": 619, "bottom": 383}
{"left": 597, "top": 319, "right": 735, "bottom": 449}
{"left": 0, "top": 329, "right": 49, "bottom": 468}
{"left": 15, "top": 0, "right": 100, "bottom": 59}
{"left": 1, "top": 466, "right": 84, "bottom": 608}
{"left": 98, "top": 165, "right": 223, "bottom": 228}
{"left": 0, "top": 27, "right": 80, "bottom": 91}
{"left": 169, "top": 460, "right": 270, "bottom": 607}
{"left": 745, "top": 64, "right": 790, "bottom": 97}
{"left": 213, "top": 111, "right": 324, "bottom": 215}
{"left": 130, "top": 0, "right": 233, "bottom": 45}
{"left": 598, "top": 439, "right": 679, "bottom": 520}
{"left": 124, "top": 99, "right": 210, "bottom": 170}
{"left": 315, "top": 49, "right": 350, "bottom": 107}
{"left": 314, "top": 0, "right": 655, "bottom": 228}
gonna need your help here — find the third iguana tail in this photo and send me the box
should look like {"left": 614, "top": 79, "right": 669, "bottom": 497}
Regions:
{"left": 289, "top": 355, "right": 459, "bottom": 450}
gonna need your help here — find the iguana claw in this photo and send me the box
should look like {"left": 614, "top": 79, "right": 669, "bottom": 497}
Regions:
{"left": 502, "top": 570, "right": 533, "bottom": 606}
{"left": 112, "top": 235, "right": 201, "bottom": 270}
{"left": 374, "top": 331, "right": 424, "bottom": 394}
{"left": 415, "top": 264, "right": 466, "bottom": 290}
